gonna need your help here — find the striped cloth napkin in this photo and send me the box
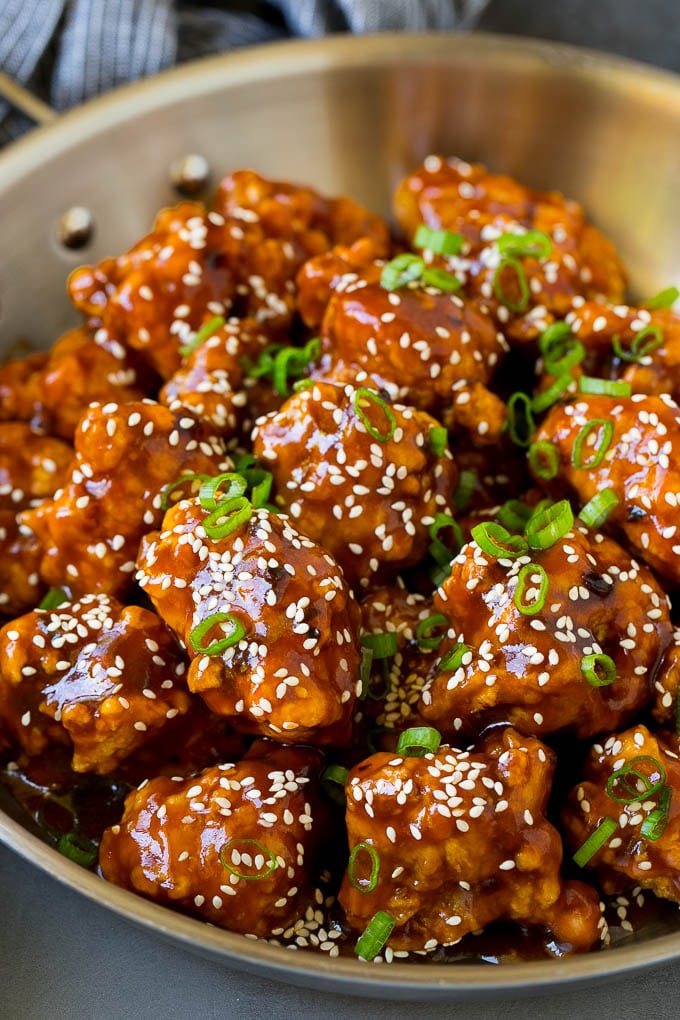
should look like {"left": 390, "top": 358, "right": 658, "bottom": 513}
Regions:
{"left": 0, "top": 0, "right": 489, "bottom": 145}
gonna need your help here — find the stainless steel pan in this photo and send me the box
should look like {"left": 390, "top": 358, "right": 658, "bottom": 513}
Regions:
{"left": 2, "top": 32, "right": 680, "bottom": 999}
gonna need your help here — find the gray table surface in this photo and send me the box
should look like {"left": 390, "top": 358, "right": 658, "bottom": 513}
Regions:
{"left": 5, "top": 6, "right": 680, "bottom": 1019}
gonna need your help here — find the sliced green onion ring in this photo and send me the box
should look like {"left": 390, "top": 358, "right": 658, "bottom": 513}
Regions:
{"left": 429, "top": 426, "right": 448, "bottom": 457}
{"left": 528, "top": 439, "right": 559, "bottom": 480}
{"left": 203, "top": 495, "right": 252, "bottom": 539}
{"left": 439, "top": 642, "right": 469, "bottom": 672}
{"left": 506, "top": 391, "right": 535, "bottom": 448}
{"left": 497, "top": 499, "right": 533, "bottom": 533}
{"left": 492, "top": 257, "right": 530, "bottom": 313}
{"left": 57, "top": 832, "right": 98, "bottom": 868}
{"left": 612, "top": 326, "right": 664, "bottom": 363}
{"left": 199, "top": 472, "right": 248, "bottom": 511}
{"left": 579, "top": 489, "right": 619, "bottom": 529}
{"left": 396, "top": 726, "right": 442, "bottom": 757}
{"left": 428, "top": 513, "right": 464, "bottom": 566}
{"left": 572, "top": 418, "right": 614, "bottom": 470}
{"left": 413, "top": 224, "right": 464, "bottom": 256}
{"left": 179, "top": 315, "right": 225, "bottom": 357}
{"left": 531, "top": 372, "right": 574, "bottom": 414}
{"left": 271, "top": 337, "right": 321, "bottom": 396}
{"left": 641, "top": 785, "right": 672, "bottom": 841}
{"left": 189, "top": 611, "right": 247, "bottom": 656}
{"left": 572, "top": 817, "right": 617, "bottom": 868}
{"left": 353, "top": 388, "right": 397, "bottom": 442}
{"left": 578, "top": 376, "right": 632, "bottom": 398}
{"left": 514, "top": 563, "right": 549, "bottom": 616}
{"left": 454, "top": 469, "right": 476, "bottom": 512}
{"left": 321, "top": 764, "right": 349, "bottom": 806}
{"left": 539, "top": 322, "right": 585, "bottom": 375}
{"left": 416, "top": 613, "right": 449, "bottom": 651}
{"left": 348, "top": 841, "right": 381, "bottom": 894}
{"left": 525, "top": 499, "right": 573, "bottom": 550}
{"left": 38, "top": 587, "right": 69, "bottom": 611}
{"left": 645, "top": 286, "right": 679, "bottom": 310}
{"left": 380, "top": 253, "right": 425, "bottom": 291}
{"left": 422, "top": 267, "right": 462, "bottom": 292}
{"left": 606, "top": 756, "right": 667, "bottom": 803}
{"left": 355, "top": 911, "right": 396, "bottom": 960}
{"left": 581, "top": 653, "right": 616, "bottom": 688}
{"left": 496, "top": 229, "right": 552, "bottom": 260}
{"left": 220, "top": 838, "right": 277, "bottom": 880}
{"left": 360, "top": 632, "right": 398, "bottom": 660}
{"left": 471, "top": 521, "right": 529, "bottom": 560}
{"left": 160, "top": 472, "right": 212, "bottom": 512}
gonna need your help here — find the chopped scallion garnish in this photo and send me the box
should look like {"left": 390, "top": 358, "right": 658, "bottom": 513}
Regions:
{"left": 219, "top": 838, "right": 277, "bottom": 880}
{"left": 644, "top": 286, "right": 679, "bottom": 310}
{"left": 497, "top": 499, "right": 533, "bottom": 533}
{"left": 380, "top": 253, "right": 425, "bottom": 291}
{"left": 160, "top": 472, "right": 212, "bottom": 512}
{"left": 421, "top": 266, "right": 462, "bottom": 292}
{"left": 428, "top": 513, "right": 464, "bottom": 566}
{"left": 415, "top": 613, "right": 449, "bottom": 651}
{"left": 203, "top": 495, "right": 252, "bottom": 539}
{"left": 531, "top": 372, "right": 574, "bottom": 414}
{"left": 353, "top": 388, "right": 397, "bottom": 443}
{"left": 348, "top": 841, "right": 381, "bottom": 894}
{"left": 492, "top": 257, "right": 530, "bottom": 313}
{"left": 580, "top": 652, "right": 616, "bottom": 688}
{"left": 578, "top": 489, "right": 619, "bottom": 529}
{"left": 355, "top": 911, "right": 396, "bottom": 960}
{"left": 539, "top": 322, "right": 585, "bottom": 375}
{"left": 525, "top": 499, "right": 573, "bottom": 550}
{"left": 189, "top": 611, "right": 246, "bottom": 656}
{"left": 360, "top": 632, "right": 398, "bottom": 660}
{"left": 496, "top": 229, "right": 552, "bottom": 260}
{"left": 578, "top": 376, "right": 631, "bottom": 398}
{"left": 429, "top": 426, "right": 448, "bottom": 458}
{"left": 57, "top": 832, "right": 98, "bottom": 868}
{"left": 514, "top": 563, "right": 549, "bottom": 616}
{"left": 199, "top": 472, "right": 248, "bottom": 511}
{"left": 38, "top": 587, "right": 69, "bottom": 611}
{"left": 612, "top": 325, "right": 663, "bottom": 363}
{"left": 471, "top": 521, "right": 529, "bottom": 560}
{"left": 641, "top": 785, "right": 672, "bottom": 841}
{"left": 571, "top": 418, "right": 614, "bottom": 470}
{"left": 413, "top": 224, "right": 464, "bottom": 256}
{"left": 179, "top": 315, "right": 225, "bottom": 357}
{"left": 506, "top": 391, "right": 535, "bottom": 448}
{"left": 572, "top": 817, "right": 617, "bottom": 868}
{"left": 396, "top": 726, "right": 442, "bottom": 757}
{"left": 606, "top": 756, "right": 666, "bottom": 803}
{"left": 528, "top": 439, "right": 559, "bottom": 479}
{"left": 439, "top": 642, "right": 470, "bottom": 672}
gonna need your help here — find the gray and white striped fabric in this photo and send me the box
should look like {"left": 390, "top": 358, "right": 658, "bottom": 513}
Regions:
{"left": 0, "top": 0, "right": 489, "bottom": 145}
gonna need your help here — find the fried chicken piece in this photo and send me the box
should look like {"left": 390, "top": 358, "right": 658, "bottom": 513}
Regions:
{"left": 0, "top": 512, "right": 44, "bottom": 615}
{"left": 0, "top": 593, "right": 191, "bottom": 773}
{"left": 563, "top": 724, "right": 680, "bottom": 902}
{"left": 418, "top": 520, "right": 671, "bottom": 741}
{"left": 651, "top": 629, "right": 680, "bottom": 726}
{"left": 21, "top": 400, "right": 229, "bottom": 598}
{"left": 296, "top": 236, "right": 389, "bottom": 329}
{"left": 309, "top": 263, "right": 509, "bottom": 441}
{"left": 69, "top": 173, "right": 389, "bottom": 380}
{"left": 252, "top": 382, "right": 458, "bottom": 587}
{"left": 136, "top": 502, "right": 361, "bottom": 746}
{"left": 0, "top": 423, "right": 72, "bottom": 510}
{"left": 340, "top": 726, "right": 602, "bottom": 955}
{"left": 100, "top": 741, "right": 330, "bottom": 938}
{"left": 0, "top": 352, "right": 48, "bottom": 424}
{"left": 562, "top": 301, "right": 680, "bottom": 401}
{"left": 532, "top": 393, "right": 680, "bottom": 585}
{"left": 393, "top": 155, "right": 625, "bottom": 334}
{"left": 160, "top": 316, "right": 271, "bottom": 435}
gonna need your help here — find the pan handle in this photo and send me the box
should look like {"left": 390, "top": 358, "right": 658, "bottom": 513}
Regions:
{"left": 0, "top": 70, "right": 57, "bottom": 126}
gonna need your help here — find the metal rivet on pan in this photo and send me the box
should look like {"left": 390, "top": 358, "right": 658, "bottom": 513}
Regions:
{"left": 171, "top": 153, "right": 211, "bottom": 195}
{"left": 59, "top": 206, "right": 94, "bottom": 249}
